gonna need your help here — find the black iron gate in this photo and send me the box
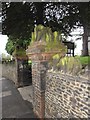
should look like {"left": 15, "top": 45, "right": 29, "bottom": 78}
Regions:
{"left": 18, "top": 59, "right": 32, "bottom": 86}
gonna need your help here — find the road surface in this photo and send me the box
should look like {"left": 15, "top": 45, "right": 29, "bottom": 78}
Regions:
{"left": 0, "top": 77, "right": 36, "bottom": 119}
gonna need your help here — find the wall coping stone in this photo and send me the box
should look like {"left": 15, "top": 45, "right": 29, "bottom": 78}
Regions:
{"left": 47, "top": 71, "right": 90, "bottom": 83}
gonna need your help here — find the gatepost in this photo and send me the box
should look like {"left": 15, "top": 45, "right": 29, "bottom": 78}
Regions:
{"left": 26, "top": 46, "right": 48, "bottom": 119}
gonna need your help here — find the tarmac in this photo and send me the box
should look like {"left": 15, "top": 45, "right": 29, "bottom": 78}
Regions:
{"left": 0, "top": 77, "right": 37, "bottom": 119}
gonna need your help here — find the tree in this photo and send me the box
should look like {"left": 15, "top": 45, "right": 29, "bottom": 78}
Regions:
{"left": 5, "top": 38, "right": 15, "bottom": 55}
{"left": 5, "top": 36, "right": 31, "bottom": 55}
{"left": 2, "top": 2, "right": 76, "bottom": 38}
{"left": 76, "top": 3, "right": 90, "bottom": 56}
{"left": 67, "top": 3, "right": 90, "bottom": 56}
{"left": 45, "top": 2, "right": 90, "bottom": 56}
{"left": 2, "top": 2, "right": 35, "bottom": 40}
{"left": 2, "top": 2, "right": 90, "bottom": 56}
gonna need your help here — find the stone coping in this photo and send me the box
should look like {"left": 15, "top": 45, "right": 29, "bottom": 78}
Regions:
{"left": 47, "top": 71, "right": 90, "bottom": 82}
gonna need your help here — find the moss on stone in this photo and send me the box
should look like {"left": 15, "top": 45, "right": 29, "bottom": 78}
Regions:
{"left": 51, "top": 56, "right": 82, "bottom": 75}
{"left": 30, "top": 25, "right": 67, "bottom": 59}
{"left": 13, "top": 48, "right": 26, "bottom": 57}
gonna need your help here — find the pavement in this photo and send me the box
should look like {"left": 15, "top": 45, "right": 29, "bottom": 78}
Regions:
{"left": 18, "top": 85, "right": 33, "bottom": 104}
{"left": 0, "top": 77, "right": 37, "bottom": 119}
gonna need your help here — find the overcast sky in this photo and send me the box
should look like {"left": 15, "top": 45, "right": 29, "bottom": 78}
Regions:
{"left": 67, "top": 27, "right": 83, "bottom": 55}
{"left": 0, "top": 35, "right": 8, "bottom": 55}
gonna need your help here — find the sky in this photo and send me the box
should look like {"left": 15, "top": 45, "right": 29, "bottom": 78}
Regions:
{"left": 0, "top": 35, "right": 8, "bottom": 55}
{"left": 74, "top": 40, "right": 82, "bottom": 55}
{"left": 67, "top": 27, "right": 83, "bottom": 55}
{"left": 0, "top": 28, "right": 83, "bottom": 56}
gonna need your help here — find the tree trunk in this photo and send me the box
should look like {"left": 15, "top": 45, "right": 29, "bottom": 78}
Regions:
{"left": 82, "top": 25, "right": 89, "bottom": 56}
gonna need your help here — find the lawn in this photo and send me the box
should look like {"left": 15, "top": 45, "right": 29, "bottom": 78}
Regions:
{"left": 76, "top": 56, "right": 90, "bottom": 65}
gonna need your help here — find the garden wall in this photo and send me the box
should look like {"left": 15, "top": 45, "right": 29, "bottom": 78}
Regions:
{"left": 45, "top": 71, "right": 90, "bottom": 118}
{"left": 0, "top": 63, "right": 2, "bottom": 78}
{"left": 2, "top": 63, "right": 17, "bottom": 84}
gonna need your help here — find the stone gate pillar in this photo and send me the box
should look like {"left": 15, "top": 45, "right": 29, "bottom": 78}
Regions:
{"left": 32, "top": 60, "right": 48, "bottom": 119}
{"left": 15, "top": 58, "right": 19, "bottom": 87}
{"left": 26, "top": 45, "right": 48, "bottom": 119}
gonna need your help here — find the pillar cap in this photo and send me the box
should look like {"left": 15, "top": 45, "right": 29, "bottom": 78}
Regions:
{"left": 26, "top": 41, "right": 64, "bottom": 61}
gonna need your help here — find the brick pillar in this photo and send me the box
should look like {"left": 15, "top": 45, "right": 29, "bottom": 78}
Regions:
{"left": 26, "top": 42, "right": 49, "bottom": 119}
{"left": 32, "top": 60, "right": 48, "bottom": 119}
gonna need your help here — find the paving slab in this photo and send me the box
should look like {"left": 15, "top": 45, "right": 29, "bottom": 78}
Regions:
{"left": 18, "top": 85, "right": 33, "bottom": 104}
